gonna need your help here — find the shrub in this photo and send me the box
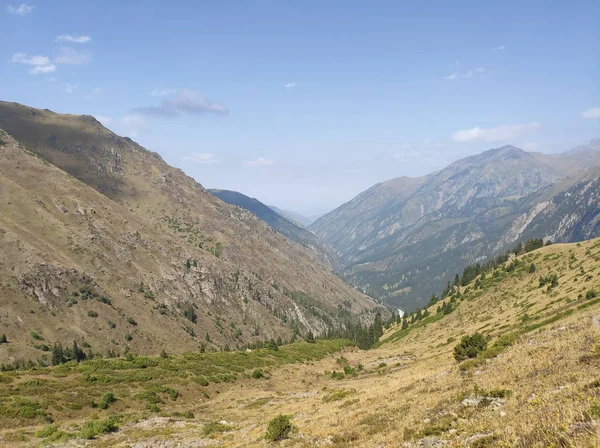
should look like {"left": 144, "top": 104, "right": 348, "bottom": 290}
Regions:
{"left": 108, "top": 321, "right": 116, "bottom": 329}
{"left": 124, "top": 333, "right": 133, "bottom": 341}
{"left": 31, "top": 331, "right": 43, "bottom": 340}
{"left": 0, "top": 334, "right": 6, "bottom": 343}
{"left": 252, "top": 368, "right": 265, "bottom": 379}
{"left": 126, "top": 316, "right": 137, "bottom": 326}
{"left": 331, "top": 371, "right": 345, "bottom": 380}
{"left": 183, "top": 305, "right": 197, "bottom": 323}
{"left": 99, "top": 392, "right": 116, "bottom": 409}
{"left": 79, "top": 416, "right": 120, "bottom": 439}
{"left": 35, "top": 423, "right": 59, "bottom": 438}
{"left": 87, "top": 310, "right": 98, "bottom": 318}
{"left": 586, "top": 289, "right": 598, "bottom": 299}
{"left": 454, "top": 333, "right": 488, "bottom": 362}
{"left": 265, "top": 414, "right": 293, "bottom": 441}
{"left": 203, "top": 420, "right": 232, "bottom": 436}
{"left": 194, "top": 376, "right": 209, "bottom": 386}
{"left": 529, "top": 263, "right": 536, "bottom": 273}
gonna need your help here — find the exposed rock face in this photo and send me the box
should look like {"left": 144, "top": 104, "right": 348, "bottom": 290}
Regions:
{"left": 311, "top": 143, "right": 600, "bottom": 310}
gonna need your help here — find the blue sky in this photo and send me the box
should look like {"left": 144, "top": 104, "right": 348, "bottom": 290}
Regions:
{"left": 2, "top": 0, "right": 599, "bottom": 215}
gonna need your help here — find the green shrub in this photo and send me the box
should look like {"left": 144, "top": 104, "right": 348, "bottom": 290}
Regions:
{"left": 194, "top": 376, "right": 209, "bottom": 386}
{"left": 453, "top": 333, "right": 488, "bottom": 362}
{"left": 35, "top": 423, "right": 59, "bottom": 438}
{"left": 252, "top": 369, "right": 265, "bottom": 379}
{"left": 586, "top": 289, "right": 598, "bottom": 299}
{"left": 124, "top": 333, "right": 133, "bottom": 341}
{"left": 0, "top": 334, "right": 7, "bottom": 343}
{"left": 79, "top": 415, "right": 120, "bottom": 439}
{"left": 265, "top": 414, "right": 293, "bottom": 441}
{"left": 108, "top": 320, "right": 116, "bottom": 329}
{"left": 331, "top": 371, "right": 345, "bottom": 380}
{"left": 99, "top": 392, "right": 116, "bottom": 409}
{"left": 126, "top": 316, "right": 137, "bottom": 326}
{"left": 87, "top": 310, "right": 99, "bottom": 318}
{"left": 31, "top": 331, "right": 43, "bottom": 340}
{"left": 203, "top": 420, "right": 232, "bottom": 436}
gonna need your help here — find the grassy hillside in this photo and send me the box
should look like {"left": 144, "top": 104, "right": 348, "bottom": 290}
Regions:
{"left": 0, "top": 238, "right": 599, "bottom": 446}
{"left": 0, "top": 103, "right": 378, "bottom": 363}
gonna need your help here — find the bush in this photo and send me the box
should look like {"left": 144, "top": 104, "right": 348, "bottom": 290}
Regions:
{"left": 265, "top": 414, "right": 293, "bottom": 441}
{"left": 108, "top": 321, "right": 116, "bottom": 329}
{"left": 124, "top": 333, "right": 133, "bottom": 341}
{"left": 87, "top": 310, "right": 98, "bottom": 318}
{"left": 126, "top": 316, "right": 137, "bottom": 326}
{"left": 586, "top": 289, "right": 598, "bottom": 299}
{"left": 203, "top": 420, "right": 232, "bottom": 436}
{"left": 252, "top": 368, "right": 265, "bottom": 379}
{"left": 99, "top": 392, "right": 116, "bottom": 409}
{"left": 454, "top": 333, "right": 488, "bottom": 362}
{"left": 0, "top": 334, "right": 6, "bottom": 344}
{"left": 31, "top": 331, "right": 43, "bottom": 340}
{"left": 194, "top": 376, "right": 209, "bottom": 386}
{"left": 79, "top": 416, "right": 120, "bottom": 439}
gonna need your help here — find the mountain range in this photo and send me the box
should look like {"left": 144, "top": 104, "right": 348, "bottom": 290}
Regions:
{"left": 310, "top": 141, "right": 600, "bottom": 310}
{"left": 0, "top": 101, "right": 377, "bottom": 361}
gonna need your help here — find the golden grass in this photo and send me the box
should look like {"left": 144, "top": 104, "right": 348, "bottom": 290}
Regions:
{"left": 1, "top": 239, "right": 600, "bottom": 446}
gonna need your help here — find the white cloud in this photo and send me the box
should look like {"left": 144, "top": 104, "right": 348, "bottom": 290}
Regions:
{"left": 29, "top": 64, "right": 56, "bottom": 74}
{"left": 12, "top": 53, "right": 49, "bottom": 65}
{"left": 183, "top": 152, "right": 218, "bottom": 164}
{"left": 493, "top": 45, "right": 506, "bottom": 52}
{"left": 6, "top": 3, "right": 34, "bottom": 15}
{"left": 247, "top": 157, "right": 275, "bottom": 167}
{"left": 582, "top": 107, "right": 600, "bottom": 119}
{"left": 54, "top": 47, "right": 90, "bottom": 65}
{"left": 94, "top": 115, "right": 112, "bottom": 126}
{"left": 445, "top": 68, "right": 485, "bottom": 80}
{"left": 134, "top": 88, "right": 228, "bottom": 117}
{"left": 150, "top": 88, "right": 177, "bottom": 97}
{"left": 11, "top": 53, "right": 55, "bottom": 74}
{"left": 64, "top": 82, "right": 78, "bottom": 93}
{"left": 55, "top": 34, "right": 91, "bottom": 44}
{"left": 284, "top": 82, "right": 296, "bottom": 88}
{"left": 451, "top": 122, "right": 540, "bottom": 142}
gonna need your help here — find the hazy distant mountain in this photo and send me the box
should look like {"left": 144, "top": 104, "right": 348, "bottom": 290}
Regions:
{"left": 311, "top": 143, "right": 600, "bottom": 311}
{"left": 0, "top": 101, "right": 376, "bottom": 359}
{"left": 209, "top": 189, "right": 339, "bottom": 269}
{"left": 268, "top": 206, "right": 322, "bottom": 227}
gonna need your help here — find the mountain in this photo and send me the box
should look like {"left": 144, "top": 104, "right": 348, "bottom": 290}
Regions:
{"left": 0, "top": 101, "right": 378, "bottom": 361}
{"left": 208, "top": 189, "right": 339, "bottom": 269}
{"left": 269, "top": 206, "right": 322, "bottom": 227}
{"left": 311, "top": 144, "right": 600, "bottom": 310}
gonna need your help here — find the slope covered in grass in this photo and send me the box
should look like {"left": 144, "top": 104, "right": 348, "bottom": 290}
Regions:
{"left": 0, "top": 238, "right": 599, "bottom": 446}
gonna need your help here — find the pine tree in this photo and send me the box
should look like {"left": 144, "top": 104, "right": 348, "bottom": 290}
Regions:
{"left": 52, "top": 343, "right": 64, "bottom": 366}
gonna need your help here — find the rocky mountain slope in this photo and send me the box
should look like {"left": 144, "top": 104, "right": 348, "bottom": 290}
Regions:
{"left": 0, "top": 101, "right": 378, "bottom": 361}
{"left": 311, "top": 143, "right": 600, "bottom": 310}
{"left": 208, "top": 189, "right": 339, "bottom": 269}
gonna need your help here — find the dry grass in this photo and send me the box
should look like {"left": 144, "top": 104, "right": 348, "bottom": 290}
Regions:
{"left": 1, "top": 229, "right": 600, "bottom": 446}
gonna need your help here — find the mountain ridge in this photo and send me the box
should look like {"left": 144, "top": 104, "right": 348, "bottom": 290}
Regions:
{"left": 311, "top": 142, "right": 600, "bottom": 310}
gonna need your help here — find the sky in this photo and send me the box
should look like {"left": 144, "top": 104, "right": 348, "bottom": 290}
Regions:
{"left": 2, "top": 1, "right": 599, "bottom": 215}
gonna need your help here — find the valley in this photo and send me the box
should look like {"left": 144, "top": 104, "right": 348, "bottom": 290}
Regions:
{"left": 0, "top": 236, "right": 599, "bottom": 446}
